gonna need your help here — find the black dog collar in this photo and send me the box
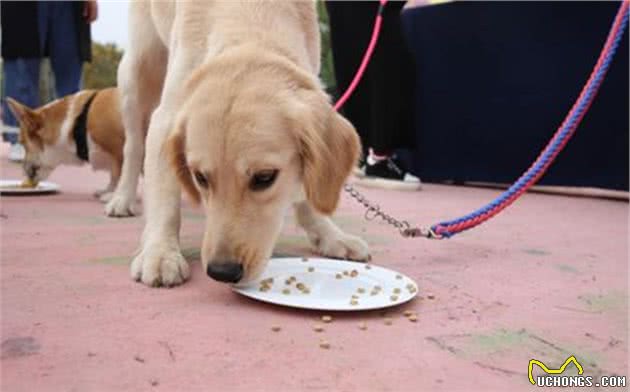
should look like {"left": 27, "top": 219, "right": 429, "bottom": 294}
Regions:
{"left": 72, "top": 92, "right": 98, "bottom": 162}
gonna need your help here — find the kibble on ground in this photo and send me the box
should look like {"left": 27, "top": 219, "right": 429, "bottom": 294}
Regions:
{"left": 319, "top": 340, "right": 331, "bottom": 349}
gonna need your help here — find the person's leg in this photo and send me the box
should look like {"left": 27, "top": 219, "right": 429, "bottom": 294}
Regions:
{"left": 360, "top": 2, "right": 421, "bottom": 190}
{"left": 48, "top": 2, "right": 83, "bottom": 97}
{"left": 325, "top": 1, "right": 378, "bottom": 159}
{"left": 369, "top": 1, "right": 416, "bottom": 155}
{"left": 2, "top": 58, "right": 41, "bottom": 160}
{"left": 359, "top": 2, "right": 421, "bottom": 190}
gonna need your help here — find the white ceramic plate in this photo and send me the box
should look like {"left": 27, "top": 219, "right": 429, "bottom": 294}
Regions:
{"left": 0, "top": 179, "right": 60, "bottom": 195}
{"left": 232, "top": 257, "right": 418, "bottom": 311}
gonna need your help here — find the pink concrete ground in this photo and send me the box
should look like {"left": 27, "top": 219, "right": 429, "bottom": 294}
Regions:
{"left": 1, "top": 150, "right": 628, "bottom": 391}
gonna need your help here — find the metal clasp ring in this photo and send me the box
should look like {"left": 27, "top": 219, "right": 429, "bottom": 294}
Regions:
{"left": 399, "top": 221, "right": 411, "bottom": 236}
{"left": 365, "top": 205, "right": 380, "bottom": 221}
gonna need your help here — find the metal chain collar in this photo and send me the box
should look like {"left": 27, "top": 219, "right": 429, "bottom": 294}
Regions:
{"left": 343, "top": 184, "right": 442, "bottom": 239}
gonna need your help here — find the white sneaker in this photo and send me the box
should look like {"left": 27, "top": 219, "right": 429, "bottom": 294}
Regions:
{"left": 8, "top": 143, "right": 25, "bottom": 162}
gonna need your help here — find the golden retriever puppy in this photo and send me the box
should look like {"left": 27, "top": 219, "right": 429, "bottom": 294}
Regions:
{"left": 114, "top": 0, "right": 369, "bottom": 287}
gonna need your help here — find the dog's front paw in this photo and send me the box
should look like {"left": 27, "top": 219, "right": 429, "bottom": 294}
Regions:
{"left": 131, "top": 244, "right": 190, "bottom": 287}
{"left": 93, "top": 188, "right": 110, "bottom": 198}
{"left": 98, "top": 191, "right": 114, "bottom": 203}
{"left": 105, "top": 194, "right": 137, "bottom": 217}
{"left": 314, "top": 232, "right": 370, "bottom": 262}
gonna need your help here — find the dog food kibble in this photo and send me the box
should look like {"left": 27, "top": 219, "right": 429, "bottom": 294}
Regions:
{"left": 351, "top": 294, "right": 359, "bottom": 300}
{"left": 350, "top": 300, "right": 359, "bottom": 306}
{"left": 343, "top": 271, "right": 349, "bottom": 276}
{"left": 271, "top": 326, "right": 281, "bottom": 332}
{"left": 350, "top": 270, "right": 358, "bottom": 277}
{"left": 308, "top": 267, "right": 315, "bottom": 272}
{"left": 357, "top": 288, "right": 366, "bottom": 294}
{"left": 321, "top": 315, "right": 333, "bottom": 323}
{"left": 393, "top": 288, "right": 401, "bottom": 294}
{"left": 335, "top": 273, "right": 342, "bottom": 279}
{"left": 259, "top": 286, "right": 270, "bottom": 292}
{"left": 285, "top": 279, "right": 292, "bottom": 285}
{"left": 427, "top": 294, "right": 435, "bottom": 300}
{"left": 396, "top": 274, "right": 402, "bottom": 280}
{"left": 282, "top": 289, "right": 290, "bottom": 295}
{"left": 390, "top": 295, "right": 399, "bottom": 302}
{"left": 313, "top": 324, "right": 325, "bottom": 332}
{"left": 384, "top": 318, "right": 393, "bottom": 326}
{"left": 358, "top": 322, "right": 368, "bottom": 330}
{"left": 319, "top": 340, "right": 331, "bottom": 349}
{"left": 403, "top": 310, "right": 415, "bottom": 317}
{"left": 370, "top": 290, "right": 379, "bottom": 296}
{"left": 365, "top": 265, "right": 372, "bottom": 270}
{"left": 408, "top": 315, "right": 418, "bottom": 322}
{"left": 296, "top": 283, "right": 306, "bottom": 290}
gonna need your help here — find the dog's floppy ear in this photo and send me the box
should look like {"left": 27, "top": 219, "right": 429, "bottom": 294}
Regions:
{"left": 5, "top": 97, "right": 42, "bottom": 134}
{"left": 165, "top": 120, "right": 201, "bottom": 205}
{"left": 291, "top": 89, "right": 361, "bottom": 215}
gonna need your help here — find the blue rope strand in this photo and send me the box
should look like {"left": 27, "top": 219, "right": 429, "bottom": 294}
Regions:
{"left": 432, "top": 3, "right": 628, "bottom": 238}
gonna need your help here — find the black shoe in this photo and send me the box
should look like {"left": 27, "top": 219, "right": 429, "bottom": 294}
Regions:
{"left": 358, "top": 155, "right": 422, "bottom": 190}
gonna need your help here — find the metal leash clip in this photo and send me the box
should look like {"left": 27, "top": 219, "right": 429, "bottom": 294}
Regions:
{"left": 345, "top": 183, "right": 441, "bottom": 239}
{"left": 402, "top": 226, "right": 443, "bottom": 239}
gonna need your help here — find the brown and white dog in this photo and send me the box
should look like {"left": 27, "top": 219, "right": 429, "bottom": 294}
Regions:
{"left": 6, "top": 88, "right": 124, "bottom": 202}
{"left": 113, "top": 0, "right": 369, "bottom": 287}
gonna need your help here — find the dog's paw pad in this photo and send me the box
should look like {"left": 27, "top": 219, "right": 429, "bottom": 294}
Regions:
{"left": 98, "top": 191, "right": 114, "bottom": 203}
{"left": 105, "top": 194, "right": 137, "bottom": 217}
{"left": 315, "top": 233, "right": 370, "bottom": 262}
{"left": 131, "top": 246, "right": 190, "bottom": 287}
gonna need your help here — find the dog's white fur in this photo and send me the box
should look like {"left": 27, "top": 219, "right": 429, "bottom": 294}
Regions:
{"left": 114, "top": 0, "right": 369, "bottom": 287}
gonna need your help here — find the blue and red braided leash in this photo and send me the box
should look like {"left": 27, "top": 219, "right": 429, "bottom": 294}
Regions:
{"left": 336, "top": 0, "right": 629, "bottom": 239}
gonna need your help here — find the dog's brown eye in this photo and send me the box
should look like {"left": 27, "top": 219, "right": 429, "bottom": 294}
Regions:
{"left": 250, "top": 169, "right": 278, "bottom": 191}
{"left": 193, "top": 170, "right": 208, "bottom": 188}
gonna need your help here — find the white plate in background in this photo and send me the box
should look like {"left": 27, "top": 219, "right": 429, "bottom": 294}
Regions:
{"left": 0, "top": 179, "right": 60, "bottom": 195}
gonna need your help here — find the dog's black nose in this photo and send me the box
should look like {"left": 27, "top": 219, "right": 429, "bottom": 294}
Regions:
{"left": 206, "top": 262, "right": 243, "bottom": 283}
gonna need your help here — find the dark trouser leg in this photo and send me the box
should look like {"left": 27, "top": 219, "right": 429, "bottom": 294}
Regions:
{"left": 1, "top": 59, "right": 41, "bottom": 143}
{"left": 326, "top": 1, "right": 379, "bottom": 156}
{"left": 369, "top": 1, "right": 416, "bottom": 155}
{"left": 48, "top": 1, "right": 83, "bottom": 97}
